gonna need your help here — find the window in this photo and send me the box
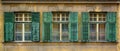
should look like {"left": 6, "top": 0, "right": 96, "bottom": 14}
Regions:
{"left": 43, "top": 12, "right": 78, "bottom": 42}
{"left": 15, "top": 13, "right": 31, "bottom": 42}
{"left": 52, "top": 12, "right": 69, "bottom": 42}
{"left": 4, "top": 12, "right": 40, "bottom": 42}
{"left": 89, "top": 12, "right": 106, "bottom": 42}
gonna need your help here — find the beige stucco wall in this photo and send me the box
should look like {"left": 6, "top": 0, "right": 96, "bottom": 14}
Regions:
{"left": 117, "top": 3, "right": 120, "bottom": 51}
{"left": 3, "top": 43, "right": 117, "bottom": 51}
{"left": 2, "top": 3, "right": 118, "bottom": 12}
{"left": 0, "top": 0, "right": 3, "bottom": 51}
{"left": 0, "top": 3, "right": 119, "bottom": 51}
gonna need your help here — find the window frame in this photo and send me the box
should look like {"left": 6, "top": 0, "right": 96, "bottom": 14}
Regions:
{"left": 52, "top": 12, "right": 69, "bottom": 42}
{"left": 89, "top": 12, "right": 107, "bottom": 42}
{"left": 14, "top": 12, "right": 32, "bottom": 42}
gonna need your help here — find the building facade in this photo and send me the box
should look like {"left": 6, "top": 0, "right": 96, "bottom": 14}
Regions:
{"left": 0, "top": 0, "right": 120, "bottom": 51}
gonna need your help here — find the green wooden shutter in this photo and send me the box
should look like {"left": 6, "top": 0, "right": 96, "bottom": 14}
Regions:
{"left": 4, "top": 12, "right": 14, "bottom": 42}
{"left": 69, "top": 12, "right": 78, "bottom": 42}
{"left": 43, "top": 12, "right": 52, "bottom": 42}
{"left": 81, "top": 12, "right": 89, "bottom": 42}
{"left": 106, "top": 12, "right": 116, "bottom": 42}
{"left": 31, "top": 12, "right": 40, "bottom": 42}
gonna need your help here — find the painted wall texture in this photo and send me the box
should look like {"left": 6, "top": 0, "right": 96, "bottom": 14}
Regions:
{"left": 0, "top": 1, "right": 120, "bottom": 51}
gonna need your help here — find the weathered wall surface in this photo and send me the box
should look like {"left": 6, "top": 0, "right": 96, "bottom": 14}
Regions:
{"left": 3, "top": 43, "right": 117, "bottom": 51}
{"left": 0, "top": 3, "right": 119, "bottom": 51}
{"left": 117, "top": 3, "right": 120, "bottom": 51}
{"left": 0, "top": 0, "right": 4, "bottom": 51}
{"left": 2, "top": 3, "right": 118, "bottom": 12}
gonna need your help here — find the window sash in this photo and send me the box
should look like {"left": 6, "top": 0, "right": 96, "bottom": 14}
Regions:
{"left": 52, "top": 12, "right": 69, "bottom": 22}
{"left": 15, "top": 13, "right": 31, "bottom": 22}
{"left": 89, "top": 23, "right": 106, "bottom": 42}
{"left": 89, "top": 13, "right": 106, "bottom": 42}
{"left": 14, "top": 13, "right": 32, "bottom": 42}
{"left": 14, "top": 22, "right": 31, "bottom": 42}
{"left": 52, "top": 12, "right": 69, "bottom": 42}
{"left": 90, "top": 13, "right": 106, "bottom": 22}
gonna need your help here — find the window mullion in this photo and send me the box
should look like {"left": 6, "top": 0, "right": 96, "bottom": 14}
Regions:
{"left": 96, "top": 24, "right": 99, "bottom": 41}
{"left": 96, "top": 14, "right": 99, "bottom": 41}
{"left": 23, "top": 14, "right": 25, "bottom": 41}
{"left": 23, "top": 13, "right": 25, "bottom": 22}
{"left": 22, "top": 23, "right": 25, "bottom": 41}
{"left": 60, "top": 13, "right": 62, "bottom": 41}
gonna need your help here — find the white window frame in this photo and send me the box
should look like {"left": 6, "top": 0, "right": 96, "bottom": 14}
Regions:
{"left": 90, "top": 13, "right": 106, "bottom": 42}
{"left": 52, "top": 12, "right": 69, "bottom": 42}
{"left": 14, "top": 13, "right": 31, "bottom": 42}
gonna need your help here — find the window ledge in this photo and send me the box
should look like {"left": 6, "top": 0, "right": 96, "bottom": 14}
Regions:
{"left": 13, "top": 41, "right": 32, "bottom": 43}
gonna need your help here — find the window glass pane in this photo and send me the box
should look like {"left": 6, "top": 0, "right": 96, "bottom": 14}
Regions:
{"left": 29, "top": 18, "right": 31, "bottom": 21}
{"left": 66, "top": 13, "right": 69, "bottom": 17}
{"left": 93, "top": 14, "right": 97, "bottom": 17}
{"left": 15, "top": 13, "right": 19, "bottom": 17}
{"left": 18, "top": 13, "right": 22, "bottom": 18}
{"left": 15, "top": 33, "right": 22, "bottom": 41}
{"left": 93, "top": 18, "right": 96, "bottom": 21}
{"left": 90, "top": 24, "right": 96, "bottom": 41}
{"left": 52, "top": 23, "right": 60, "bottom": 41}
{"left": 25, "top": 18, "right": 29, "bottom": 21}
{"left": 57, "top": 18, "right": 60, "bottom": 21}
{"left": 24, "top": 13, "right": 30, "bottom": 17}
{"left": 62, "top": 23, "right": 69, "bottom": 41}
{"left": 66, "top": 18, "right": 68, "bottom": 21}
{"left": 53, "top": 14, "right": 56, "bottom": 18}
{"left": 90, "top": 14, "right": 93, "bottom": 18}
{"left": 15, "top": 23, "right": 22, "bottom": 32}
{"left": 102, "top": 14, "right": 105, "bottom": 18}
{"left": 103, "top": 18, "right": 106, "bottom": 21}
{"left": 57, "top": 13, "right": 60, "bottom": 18}
{"left": 62, "top": 13, "right": 65, "bottom": 17}
{"left": 19, "top": 18, "right": 22, "bottom": 21}
{"left": 90, "top": 18, "right": 92, "bottom": 21}
{"left": 16, "top": 18, "right": 19, "bottom": 21}
{"left": 99, "top": 13, "right": 102, "bottom": 17}
{"left": 62, "top": 23, "right": 68, "bottom": 32}
{"left": 99, "top": 24, "right": 105, "bottom": 41}
{"left": 99, "top": 18, "right": 102, "bottom": 21}
{"left": 25, "top": 23, "right": 31, "bottom": 32}
{"left": 24, "top": 33, "right": 31, "bottom": 41}
{"left": 62, "top": 18, "right": 65, "bottom": 21}
{"left": 53, "top": 18, "right": 56, "bottom": 21}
